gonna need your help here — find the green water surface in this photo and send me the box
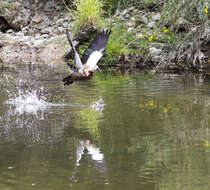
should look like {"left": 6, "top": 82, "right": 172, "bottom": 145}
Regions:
{"left": 0, "top": 64, "right": 210, "bottom": 190}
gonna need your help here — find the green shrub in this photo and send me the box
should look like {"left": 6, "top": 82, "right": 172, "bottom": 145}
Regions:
{"left": 102, "top": 22, "right": 131, "bottom": 63}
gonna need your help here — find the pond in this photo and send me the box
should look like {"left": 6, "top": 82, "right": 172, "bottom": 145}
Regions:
{"left": 0, "top": 63, "right": 210, "bottom": 190}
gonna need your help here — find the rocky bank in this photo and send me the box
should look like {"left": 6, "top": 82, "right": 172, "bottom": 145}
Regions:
{"left": 0, "top": 0, "right": 210, "bottom": 74}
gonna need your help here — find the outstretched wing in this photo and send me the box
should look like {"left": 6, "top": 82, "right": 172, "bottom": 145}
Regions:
{"left": 81, "top": 30, "right": 111, "bottom": 71}
{"left": 66, "top": 29, "right": 83, "bottom": 71}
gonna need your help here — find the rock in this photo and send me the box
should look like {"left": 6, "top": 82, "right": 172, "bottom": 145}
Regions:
{"left": 127, "top": 22, "right": 134, "bottom": 27}
{"left": 115, "top": 8, "right": 120, "bottom": 16}
{"left": 73, "top": 25, "right": 97, "bottom": 41}
{"left": 125, "top": 14, "right": 130, "bottom": 19}
{"left": 148, "top": 21, "right": 156, "bottom": 28}
{"left": 16, "top": 31, "right": 24, "bottom": 37}
{"left": 149, "top": 47, "right": 162, "bottom": 55}
{"left": 22, "top": 1, "right": 32, "bottom": 9}
{"left": 21, "top": 11, "right": 31, "bottom": 25}
{"left": 0, "top": 16, "right": 20, "bottom": 32}
{"left": 58, "top": 26, "right": 64, "bottom": 33}
{"left": 131, "top": 17, "right": 136, "bottom": 21}
{"left": 41, "top": 34, "right": 49, "bottom": 38}
{"left": 127, "top": 27, "right": 133, "bottom": 33}
{"left": 122, "top": 9, "right": 129, "bottom": 16}
{"left": 32, "top": 14, "right": 42, "bottom": 23}
{"left": 127, "top": 7, "right": 135, "bottom": 12}
{"left": 152, "top": 12, "right": 161, "bottom": 21}
{"left": 35, "top": 33, "right": 41, "bottom": 39}
{"left": 56, "top": 18, "right": 65, "bottom": 26}
{"left": 7, "top": 29, "right": 13, "bottom": 33}
{"left": 177, "top": 17, "right": 185, "bottom": 24}
{"left": 62, "top": 21, "right": 68, "bottom": 28}
{"left": 141, "top": 15, "right": 148, "bottom": 24}
{"left": 40, "top": 27, "right": 51, "bottom": 34}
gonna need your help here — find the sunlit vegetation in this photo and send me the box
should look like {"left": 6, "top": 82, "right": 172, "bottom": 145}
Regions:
{"left": 72, "top": 0, "right": 104, "bottom": 30}
{"left": 66, "top": 0, "right": 209, "bottom": 66}
{"left": 103, "top": 23, "right": 131, "bottom": 63}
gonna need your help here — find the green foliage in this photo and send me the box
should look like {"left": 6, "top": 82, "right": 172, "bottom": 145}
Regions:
{"left": 0, "top": 3, "right": 13, "bottom": 11}
{"left": 160, "top": 0, "right": 209, "bottom": 31}
{"left": 72, "top": 0, "right": 104, "bottom": 30}
{"left": 104, "top": 0, "right": 158, "bottom": 12}
{"left": 104, "top": 23, "right": 129, "bottom": 63}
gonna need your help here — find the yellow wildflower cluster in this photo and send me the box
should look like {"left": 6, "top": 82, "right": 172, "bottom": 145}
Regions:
{"left": 204, "top": 7, "right": 208, "bottom": 14}
{"left": 163, "top": 26, "right": 168, "bottom": 33}
{"left": 205, "top": 140, "right": 209, "bottom": 147}
{"left": 162, "top": 26, "right": 172, "bottom": 40}
{"left": 163, "top": 104, "right": 171, "bottom": 113}
{"left": 148, "top": 35, "right": 153, "bottom": 42}
{"left": 138, "top": 33, "right": 156, "bottom": 42}
{"left": 139, "top": 98, "right": 156, "bottom": 111}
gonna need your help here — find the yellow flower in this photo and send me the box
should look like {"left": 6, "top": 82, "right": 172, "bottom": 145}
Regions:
{"left": 164, "top": 29, "right": 168, "bottom": 33}
{"left": 163, "top": 26, "right": 167, "bottom": 30}
{"left": 168, "top": 36, "right": 171, "bottom": 40}
{"left": 148, "top": 35, "right": 153, "bottom": 42}
{"left": 205, "top": 140, "right": 209, "bottom": 147}
{"left": 204, "top": 7, "right": 208, "bottom": 14}
{"left": 148, "top": 99, "right": 154, "bottom": 107}
{"left": 163, "top": 107, "right": 168, "bottom": 113}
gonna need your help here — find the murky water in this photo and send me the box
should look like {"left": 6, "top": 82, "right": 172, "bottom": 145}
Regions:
{"left": 0, "top": 63, "right": 210, "bottom": 190}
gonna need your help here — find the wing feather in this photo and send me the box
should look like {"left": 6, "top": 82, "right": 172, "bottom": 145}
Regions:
{"left": 66, "top": 29, "right": 83, "bottom": 71}
{"left": 86, "top": 51, "right": 103, "bottom": 71}
{"left": 81, "top": 30, "right": 111, "bottom": 64}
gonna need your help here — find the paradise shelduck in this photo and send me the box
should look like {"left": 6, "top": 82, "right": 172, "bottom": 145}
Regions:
{"left": 63, "top": 29, "right": 111, "bottom": 85}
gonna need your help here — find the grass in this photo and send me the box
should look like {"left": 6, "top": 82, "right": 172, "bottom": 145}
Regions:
{"left": 160, "top": 0, "right": 209, "bottom": 32}
{"left": 72, "top": 0, "right": 104, "bottom": 30}
{"left": 159, "top": 0, "right": 209, "bottom": 57}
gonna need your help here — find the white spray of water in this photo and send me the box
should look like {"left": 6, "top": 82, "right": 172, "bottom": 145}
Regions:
{"left": 90, "top": 96, "right": 105, "bottom": 114}
{"left": 5, "top": 86, "right": 64, "bottom": 115}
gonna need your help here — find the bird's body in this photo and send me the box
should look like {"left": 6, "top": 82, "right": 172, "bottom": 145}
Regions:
{"left": 63, "top": 29, "right": 111, "bottom": 85}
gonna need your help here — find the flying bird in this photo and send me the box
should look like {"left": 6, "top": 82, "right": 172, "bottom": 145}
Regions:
{"left": 63, "top": 29, "right": 111, "bottom": 85}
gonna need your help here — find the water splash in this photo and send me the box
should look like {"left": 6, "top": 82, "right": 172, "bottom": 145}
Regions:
{"left": 90, "top": 96, "right": 105, "bottom": 114}
{"left": 5, "top": 86, "right": 63, "bottom": 115}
